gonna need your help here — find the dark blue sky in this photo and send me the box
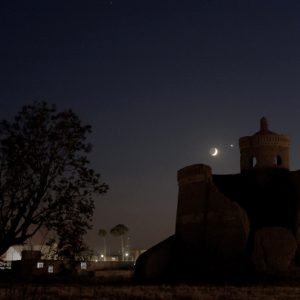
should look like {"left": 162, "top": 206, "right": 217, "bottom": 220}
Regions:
{"left": 2, "top": 0, "right": 300, "bottom": 252}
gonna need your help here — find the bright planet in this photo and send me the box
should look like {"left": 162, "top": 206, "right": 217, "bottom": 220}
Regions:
{"left": 209, "top": 147, "right": 219, "bottom": 157}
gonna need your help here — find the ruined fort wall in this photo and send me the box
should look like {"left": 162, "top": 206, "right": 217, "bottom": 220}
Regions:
{"left": 176, "top": 164, "right": 212, "bottom": 246}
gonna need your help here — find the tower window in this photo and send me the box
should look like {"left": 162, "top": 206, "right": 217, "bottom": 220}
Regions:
{"left": 274, "top": 155, "right": 282, "bottom": 166}
{"left": 249, "top": 156, "right": 257, "bottom": 168}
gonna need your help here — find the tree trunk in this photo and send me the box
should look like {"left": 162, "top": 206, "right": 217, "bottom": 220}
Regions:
{"left": 120, "top": 236, "right": 124, "bottom": 261}
{"left": 103, "top": 237, "right": 106, "bottom": 261}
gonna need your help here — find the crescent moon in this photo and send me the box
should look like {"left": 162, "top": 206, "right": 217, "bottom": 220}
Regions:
{"left": 210, "top": 147, "right": 218, "bottom": 156}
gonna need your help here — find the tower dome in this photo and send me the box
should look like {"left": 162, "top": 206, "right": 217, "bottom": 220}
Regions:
{"left": 239, "top": 117, "right": 290, "bottom": 171}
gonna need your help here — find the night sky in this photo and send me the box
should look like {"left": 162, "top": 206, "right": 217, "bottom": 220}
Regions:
{"left": 2, "top": 0, "right": 300, "bottom": 253}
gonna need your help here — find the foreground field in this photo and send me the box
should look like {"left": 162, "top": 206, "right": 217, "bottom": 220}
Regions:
{"left": 1, "top": 271, "right": 300, "bottom": 299}
{"left": 1, "top": 283, "right": 300, "bottom": 300}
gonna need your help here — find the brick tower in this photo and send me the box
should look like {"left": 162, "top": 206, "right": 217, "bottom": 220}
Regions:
{"left": 239, "top": 117, "right": 290, "bottom": 171}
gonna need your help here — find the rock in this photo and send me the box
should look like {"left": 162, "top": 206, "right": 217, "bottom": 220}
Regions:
{"left": 134, "top": 235, "right": 176, "bottom": 281}
{"left": 176, "top": 165, "right": 250, "bottom": 274}
{"left": 252, "top": 227, "right": 297, "bottom": 274}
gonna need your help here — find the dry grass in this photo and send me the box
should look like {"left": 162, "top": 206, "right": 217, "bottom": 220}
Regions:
{"left": 1, "top": 271, "right": 300, "bottom": 299}
{"left": 2, "top": 284, "right": 300, "bottom": 300}
{"left": 90, "top": 285, "right": 300, "bottom": 300}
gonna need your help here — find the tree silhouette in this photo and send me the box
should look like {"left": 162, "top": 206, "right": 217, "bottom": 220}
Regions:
{"left": 110, "top": 224, "right": 128, "bottom": 261}
{"left": 98, "top": 228, "right": 107, "bottom": 259}
{"left": 0, "top": 102, "right": 108, "bottom": 257}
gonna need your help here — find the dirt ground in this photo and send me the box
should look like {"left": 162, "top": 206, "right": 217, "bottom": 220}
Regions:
{"left": 1, "top": 270, "right": 300, "bottom": 299}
